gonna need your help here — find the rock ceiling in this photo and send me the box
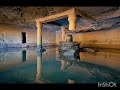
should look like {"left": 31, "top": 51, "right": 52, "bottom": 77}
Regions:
{"left": 0, "top": 6, "right": 120, "bottom": 31}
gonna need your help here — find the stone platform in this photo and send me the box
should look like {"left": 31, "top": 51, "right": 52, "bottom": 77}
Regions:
{"left": 59, "top": 41, "right": 80, "bottom": 51}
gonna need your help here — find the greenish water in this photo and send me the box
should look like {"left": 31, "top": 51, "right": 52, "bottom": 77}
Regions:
{"left": 0, "top": 47, "right": 120, "bottom": 84}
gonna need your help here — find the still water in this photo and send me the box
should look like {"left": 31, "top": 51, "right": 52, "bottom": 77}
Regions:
{"left": 0, "top": 47, "right": 120, "bottom": 84}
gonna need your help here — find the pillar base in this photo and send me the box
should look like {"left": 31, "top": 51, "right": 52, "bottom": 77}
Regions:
{"left": 35, "top": 48, "right": 46, "bottom": 53}
{"left": 36, "top": 74, "right": 41, "bottom": 80}
{"left": 35, "top": 45, "right": 46, "bottom": 52}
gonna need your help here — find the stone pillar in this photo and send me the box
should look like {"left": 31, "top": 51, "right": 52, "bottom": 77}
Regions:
{"left": 36, "top": 52, "right": 42, "bottom": 80}
{"left": 61, "top": 26, "right": 66, "bottom": 41}
{"left": 36, "top": 21, "right": 43, "bottom": 50}
{"left": 68, "top": 13, "right": 77, "bottom": 30}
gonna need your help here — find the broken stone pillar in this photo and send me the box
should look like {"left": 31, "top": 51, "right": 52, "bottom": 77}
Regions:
{"left": 68, "top": 13, "right": 77, "bottom": 31}
{"left": 61, "top": 26, "right": 66, "bottom": 41}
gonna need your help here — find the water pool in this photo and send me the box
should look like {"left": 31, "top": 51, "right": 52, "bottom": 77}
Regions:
{"left": 0, "top": 47, "right": 120, "bottom": 84}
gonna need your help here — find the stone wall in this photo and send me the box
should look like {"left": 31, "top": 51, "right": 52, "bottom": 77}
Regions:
{"left": 0, "top": 24, "right": 56, "bottom": 48}
{"left": 56, "top": 26, "right": 120, "bottom": 49}
{"left": 73, "top": 26, "right": 120, "bottom": 49}
{"left": 56, "top": 31, "right": 61, "bottom": 45}
{"left": 42, "top": 30, "right": 56, "bottom": 46}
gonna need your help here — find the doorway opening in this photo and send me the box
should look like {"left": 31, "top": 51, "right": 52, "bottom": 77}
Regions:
{"left": 22, "top": 32, "right": 26, "bottom": 43}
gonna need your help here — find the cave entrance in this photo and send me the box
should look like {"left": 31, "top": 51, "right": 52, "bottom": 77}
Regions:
{"left": 22, "top": 32, "right": 26, "bottom": 43}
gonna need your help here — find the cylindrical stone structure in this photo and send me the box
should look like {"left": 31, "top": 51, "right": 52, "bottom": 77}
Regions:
{"left": 68, "top": 13, "right": 77, "bottom": 31}
{"left": 36, "top": 21, "right": 43, "bottom": 49}
{"left": 61, "top": 26, "right": 66, "bottom": 41}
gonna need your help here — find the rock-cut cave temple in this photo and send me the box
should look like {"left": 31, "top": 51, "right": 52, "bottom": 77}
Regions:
{"left": 0, "top": 7, "right": 120, "bottom": 84}
{"left": 0, "top": 7, "right": 120, "bottom": 49}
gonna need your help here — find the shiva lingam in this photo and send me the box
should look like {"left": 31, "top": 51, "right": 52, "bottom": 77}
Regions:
{"left": 59, "top": 34, "right": 80, "bottom": 61}
{"left": 59, "top": 34, "right": 80, "bottom": 52}
{"left": 59, "top": 34, "right": 96, "bottom": 61}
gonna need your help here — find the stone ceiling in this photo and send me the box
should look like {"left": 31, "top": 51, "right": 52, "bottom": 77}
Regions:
{"left": 0, "top": 6, "right": 120, "bottom": 31}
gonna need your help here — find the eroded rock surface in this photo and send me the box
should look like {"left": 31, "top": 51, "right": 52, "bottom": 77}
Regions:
{"left": 0, "top": 6, "right": 120, "bottom": 31}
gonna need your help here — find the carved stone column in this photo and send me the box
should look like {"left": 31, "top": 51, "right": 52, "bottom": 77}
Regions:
{"left": 36, "top": 21, "right": 43, "bottom": 50}
{"left": 61, "top": 26, "right": 66, "bottom": 41}
{"left": 68, "top": 13, "right": 77, "bottom": 30}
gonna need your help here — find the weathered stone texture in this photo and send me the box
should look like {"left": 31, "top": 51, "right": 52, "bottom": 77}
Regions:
{"left": 56, "top": 26, "right": 120, "bottom": 49}
{"left": 72, "top": 27, "right": 120, "bottom": 49}
{"left": 0, "top": 24, "right": 56, "bottom": 48}
{"left": 56, "top": 31, "right": 61, "bottom": 45}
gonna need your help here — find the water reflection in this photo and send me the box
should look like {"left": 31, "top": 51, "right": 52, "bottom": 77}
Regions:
{"left": 80, "top": 50, "right": 120, "bottom": 71}
{"left": 35, "top": 52, "right": 42, "bottom": 82}
{"left": 61, "top": 60, "right": 72, "bottom": 70}
{"left": 60, "top": 50, "right": 80, "bottom": 70}
{"left": 58, "top": 48, "right": 120, "bottom": 83}
{"left": 0, "top": 47, "right": 120, "bottom": 84}
{"left": 22, "top": 51, "right": 26, "bottom": 62}
{"left": 68, "top": 79, "right": 75, "bottom": 84}
{"left": 0, "top": 48, "right": 23, "bottom": 71}
{"left": 74, "top": 50, "right": 80, "bottom": 61}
